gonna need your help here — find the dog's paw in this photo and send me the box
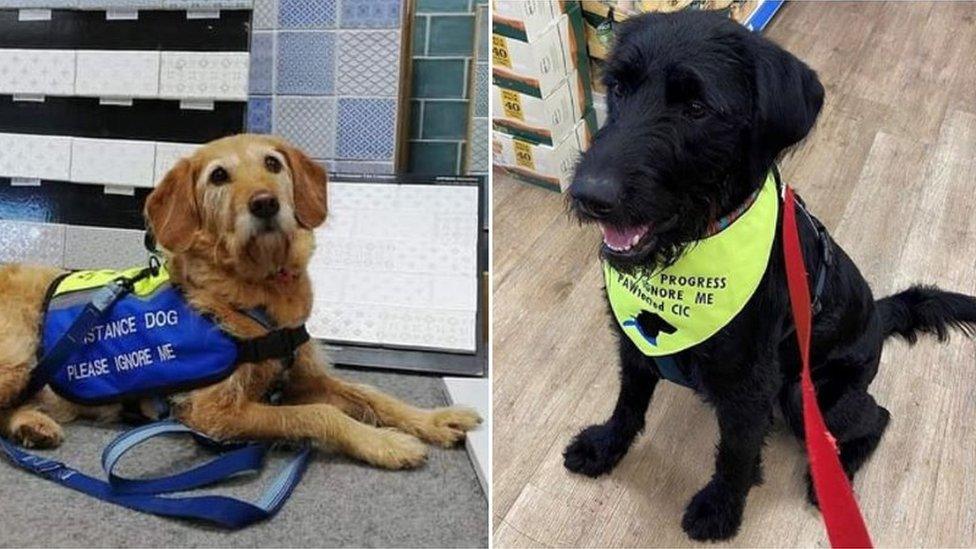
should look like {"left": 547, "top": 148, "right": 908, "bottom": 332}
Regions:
{"left": 358, "top": 428, "right": 428, "bottom": 470}
{"left": 563, "top": 423, "right": 628, "bottom": 478}
{"left": 416, "top": 407, "right": 482, "bottom": 448}
{"left": 681, "top": 479, "right": 745, "bottom": 541}
{"left": 11, "top": 411, "right": 64, "bottom": 449}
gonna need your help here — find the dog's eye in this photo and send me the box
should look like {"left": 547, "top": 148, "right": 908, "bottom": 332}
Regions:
{"left": 686, "top": 101, "right": 708, "bottom": 119}
{"left": 265, "top": 155, "right": 282, "bottom": 174}
{"left": 209, "top": 167, "right": 230, "bottom": 185}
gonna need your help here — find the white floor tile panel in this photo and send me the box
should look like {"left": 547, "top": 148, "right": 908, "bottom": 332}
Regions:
{"left": 309, "top": 182, "right": 480, "bottom": 352}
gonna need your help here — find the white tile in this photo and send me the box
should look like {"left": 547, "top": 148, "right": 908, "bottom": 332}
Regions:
{"left": 0, "top": 49, "right": 76, "bottom": 97}
{"left": 70, "top": 137, "right": 156, "bottom": 188}
{"left": 154, "top": 142, "right": 199, "bottom": 184}
{"left": 443, "top": 377, "right": 488, "bottom": 495}
{"left": 0, "top": 220, "right": 66, "bottom": 267}
{"left": 159, "top": 51, "right": 249, "bottom": 101}
{"left": 0, "top": 133, "right": 72, "bottom": 181}
{"left": 75, "top": 50, "right": 160, "bottom": 99}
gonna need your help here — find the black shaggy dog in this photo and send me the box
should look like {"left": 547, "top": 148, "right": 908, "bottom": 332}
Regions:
{"left": 564, "top": 10, "right": 976, "bottom": 541}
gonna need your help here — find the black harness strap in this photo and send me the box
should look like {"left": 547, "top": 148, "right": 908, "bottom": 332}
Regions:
{"left": 235, "top": 326, "right": 310, "bottom": 365}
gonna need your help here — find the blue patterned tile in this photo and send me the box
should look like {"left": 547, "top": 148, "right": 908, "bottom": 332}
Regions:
{"left": 275, "top": 96, "right": 336, "bottom": 158}
{"left": 276, "top": 31, "right": 335, "bottom": 95}
{"left": 336, "top": 30, "right": 400, "bottom": 96}
{"left": 249, "top": 31, "right": 274, "bottom": 94}
{"left": 339, "top": 0, "right": 400, "bottom": 29}
{"left": 248, "top": 97, "right": 273, "bottom": 133}
{"left": 468, "top": 117, "right": 487, "bottom": 173}
{"left": 279, "top": 0, "right": 336, "bottom": 29}
{"left": 336, "top": 98, "right": 396, "bottom": 161}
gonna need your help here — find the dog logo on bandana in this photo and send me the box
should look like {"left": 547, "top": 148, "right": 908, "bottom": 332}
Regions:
{"left": 622, "top": 310, "right": 678, "bottom": 347}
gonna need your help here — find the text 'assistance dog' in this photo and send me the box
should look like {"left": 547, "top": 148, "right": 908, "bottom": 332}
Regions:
{"left": 0, "top": 134, "right": 480, "bottom": 525}
{"left": 564, "top": 11, "right": 976, "bottom": 541}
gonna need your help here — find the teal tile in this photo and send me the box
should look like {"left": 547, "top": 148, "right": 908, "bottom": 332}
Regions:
{"left": 427, "top": 15, "right": 475, "bottom": 56}
{"left": 410, "top": 100, "right": 424, "bottom": 139}
{"left": 417, "top": 0, "right": 470, "bottom": 13}
{"left": 412, "top": 15, "right": 427, "bottom": 55}
{"left": 411, "top": 58, "right": 467, "bottom": 98}
{"left": 422, "top": 100, "right": 469, "bottom": 139}
{"left": 409, "top": 141, "right": 460, "bottom": 174}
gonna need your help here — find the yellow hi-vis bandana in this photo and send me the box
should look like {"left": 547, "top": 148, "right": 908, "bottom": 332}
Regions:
{"left": 604, "top": 171, "right": 778, "bottom": 356}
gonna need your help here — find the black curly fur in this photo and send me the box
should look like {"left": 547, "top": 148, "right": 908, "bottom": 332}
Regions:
{"left": 562, "top": 10, "right": 976, "bottom": 542}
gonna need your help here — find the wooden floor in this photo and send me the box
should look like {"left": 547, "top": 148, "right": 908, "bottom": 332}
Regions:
{"left": 491, "top": 2, "right": 976, "bottom": 547}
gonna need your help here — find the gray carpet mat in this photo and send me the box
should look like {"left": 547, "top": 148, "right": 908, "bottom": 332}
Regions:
{"left": 0, "top": 369, "right": 488, "bottom": 548}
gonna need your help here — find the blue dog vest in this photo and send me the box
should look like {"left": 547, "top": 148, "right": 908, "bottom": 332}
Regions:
{"left": 41, "top": 266, "right": 240, "bottom": 405}
{"left": 1, "top": 262, "right": 314, "bottom": 529}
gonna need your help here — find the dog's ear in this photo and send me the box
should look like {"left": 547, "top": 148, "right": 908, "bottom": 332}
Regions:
{"left": 145, "top": 158, "right": 200, "bottom": 253}
{"left": 751, "top": 40, "right": 824, "bottom": 157}
{"left": 278, "top": 143, "right": 328, "bottom": 229}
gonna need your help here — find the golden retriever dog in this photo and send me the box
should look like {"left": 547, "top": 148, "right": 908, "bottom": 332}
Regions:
{"left": 0, "top": 134, "right": 480, "bottom": 469}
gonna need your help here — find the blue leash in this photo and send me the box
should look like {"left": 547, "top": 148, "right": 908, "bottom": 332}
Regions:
{"left": 1, "top": 276, "right": 312, "bottom": 529}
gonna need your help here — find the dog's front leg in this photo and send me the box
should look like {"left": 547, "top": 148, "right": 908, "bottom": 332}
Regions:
{"left": 181, "top": 396, "right": 429, "bottom": 470}
{"left": 563, "top": 337, "right": 660, "bottom": 477}
{"left": 283, "top": 344, "right": 481, "bottom": 447}
{"left": 681, "top": 390, "right": 772, "bottom": 541}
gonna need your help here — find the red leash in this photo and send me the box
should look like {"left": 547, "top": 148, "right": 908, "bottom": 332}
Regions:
{"left": 782, "top": 186, "right": 873, "bottom": 548}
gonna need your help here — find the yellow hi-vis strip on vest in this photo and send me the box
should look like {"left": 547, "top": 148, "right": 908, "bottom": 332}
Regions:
{"left": 604, "top": 172, "right": 779, "bottom": 356}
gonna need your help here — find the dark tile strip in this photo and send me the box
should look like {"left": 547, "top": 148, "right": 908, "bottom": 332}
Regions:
{"left": 0, "top": 96, "right": 246, "bottom": 143}
{"left": 0, "top": 179, "right": 147, "bottom": 229}
{"left": 0, "top": 9, "right": 250, "bottom": 51}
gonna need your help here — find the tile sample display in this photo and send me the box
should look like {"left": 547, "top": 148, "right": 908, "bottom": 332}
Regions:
{"left": 0, "top": 49, "right": 76, "bottom": 97}
{"left": 0, "top": 220, "right": 65, "bottom": 267}
{"left": 247, "top": 0, "right": 403, "bottom": 169}
{"left": 0, "top": 133, "right": 73, "bottom": 181}
{"left": 71, "top": 137, "right": 157, "bottom": 188}
{"left": 153, "top": 141, "right": 199, "bottom": 183}
{"left": 159, "top": 51, "right": 249, "bottom": 101}
{"left": 309, "top": 182, "right": 480, "bottom": 352}
{"left": 75, "top": 50, "right": 160, "bottom": 99}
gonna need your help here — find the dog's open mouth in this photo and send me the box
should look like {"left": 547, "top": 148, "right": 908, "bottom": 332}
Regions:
{"left": 598, "top": 215, "right": 678, "bottom": 260}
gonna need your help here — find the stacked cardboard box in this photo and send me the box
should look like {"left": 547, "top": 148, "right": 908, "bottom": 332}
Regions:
{"left": 491, "top": 0, "right": 598, "bottom": 192}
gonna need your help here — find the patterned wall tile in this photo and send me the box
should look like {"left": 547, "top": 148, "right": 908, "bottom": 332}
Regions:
{"left": 0, "top": 49, "right": 76, "bottom": 97}
{"left": 63, "top": 225, "right": 147, "bottom": 270}
{"left": 71, "top": 138, "right": 157, "bottom": 188}
{"left": 469, "top": 118, "right": 487, "bottom": 173}
{"left": 75, "top": 50, "right": 160, "bottom": 99}
{"left": 154, "top": 141, "right": 199, "bottom": 184}
{"left": 279, "top": 0, "right": 335, "bottom": 29}
{"left": 161, "top": 0, "right": 253, "bottom": 8}
{"left": 159, "top": 52, "right": 249, "bottom": 101}
{"left": 0, "top": 220, "right": 65, "bottom": 267}
{"left": 0, "top": 133, "right": 72, "bottom": 181}
{"left": 276, "top": 31, "right": 335, "bottom": 95}
{"left": 336, "top": 98, "right": 396, "bottom": 161}
{"left": 252, "top": 0, "right": 277, "bottom": 28}
{"left": 0, "top": 0, "right": 78, "bottom": 6}
{"left": 249, "top": 32, "right": 275, "bottom": 94}
{"left": 247, "top": 97, "right": 273, "bottom": 133}
{"left": 339, "top": 0, "right": 400, "bottom": 29}
{"left": 473, "top": 62, "right": 487, "bottom": 116}
{"left": 336, "top": 30, "right": 400, "bottom": 96}
{"left": 274, "top": 96, "right": 336, "bottom": 158}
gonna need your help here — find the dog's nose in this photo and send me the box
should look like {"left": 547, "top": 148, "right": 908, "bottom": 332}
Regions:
{"left": 249, "top": 192, "right": 280, "bottom": 219}
{"left": 569, "top": 176, "right": 619, "bottom": 219}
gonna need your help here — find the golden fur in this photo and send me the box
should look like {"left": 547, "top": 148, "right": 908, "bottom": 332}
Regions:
{"left": 0, "top": 134, "right": 480, "bottom": 467}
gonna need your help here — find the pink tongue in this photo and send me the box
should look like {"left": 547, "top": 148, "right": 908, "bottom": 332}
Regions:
{"left": 601, "top": 224, "right": 650, "bottom": 249}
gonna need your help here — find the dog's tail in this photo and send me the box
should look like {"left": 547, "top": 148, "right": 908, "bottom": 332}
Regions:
{"left": 877, "top": 285, "right": 976, "bottom": 344}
